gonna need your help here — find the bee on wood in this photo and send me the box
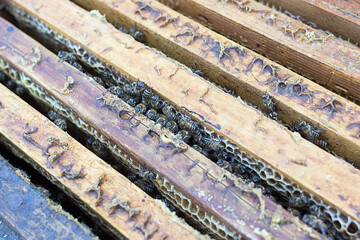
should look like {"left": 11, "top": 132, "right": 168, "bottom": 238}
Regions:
{"left": 200, "top": 137, "right": 222, "bottom": 152}
{"left": 302, "top": 214, "right": 328, "bottom": 235}
{"left": 134, "top": 103, "right": 147, "bottom": 114}
{"left": 262, "top": 93, "right": 276, "bottom": 113}
{"left": 142, "top": 88, "right": 153, "bottom": 105}
{"left": 155, "top": 114, "right": 167, "bottom": 127}
{"left": 129, "top": 26, "right": 145, "bottom": 42}
{"left": 126, "top": 98, "right": 138, "bottom": 107}
{"left": 293, "top": 121, "right": 322, "bottom": 140}
{"left": 134, "top": 179, "right": 155, "bottom": 193}
{"left": 145, "top": 109, "right": 158, "bottom": 121}
{"left": 268, "top": 112, "right": 278, "bottom": 121}
{"left": 107, "top": 86, "right": 124, "bottom": 98}
{"left": 315, "top": 139, "right": 329, "bottom": 149}
{"left": 178, "top": 115, "right": 198, "bottom": 133}
{"left": 162, "top": 105, "right": 178, "bottom": 121}
{"left": 165, "top": 120, "right": 179, "bottom": 133}
{"left": 177, "top": 130, "right": 190, "bottom": 143}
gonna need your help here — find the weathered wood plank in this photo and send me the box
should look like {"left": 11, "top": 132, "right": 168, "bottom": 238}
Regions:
{"left": 159, "top": 0, "right": 360, "bottom": 102}
{"left": 3, "top": 0, "right": 360, "bottom": 238}
{"left": 0, "top": 16, "right": 325, "bottom": 239}
{"left": 261, "top": 0, "right": 360, "bottom": 44}
{"left": 0, "top": 154, "right": 98, "bottom": 240}
{"left": 72, "top": 0, "right": 360, "bottom": 177}
{"left": 0, "top": 87, "right": 204, "bottom": 239}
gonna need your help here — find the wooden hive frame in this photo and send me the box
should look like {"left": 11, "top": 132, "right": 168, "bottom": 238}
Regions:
{"left": 0, "top": 0, "right": 359, "bottom": 239}
{"left": 159, "top": 0, "right": 360, "bottom": 102}
{"left": 0, "top": 15, "right": 327, "bottom": 239}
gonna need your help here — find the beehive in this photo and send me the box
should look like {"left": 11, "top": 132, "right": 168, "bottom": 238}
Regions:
{"left": 0, "top": 0, "right": 359, "bottom": 239}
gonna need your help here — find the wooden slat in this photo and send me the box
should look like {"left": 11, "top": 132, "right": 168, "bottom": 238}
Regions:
{"left": 262, "top": 0, "right": 360, "bottom": 44}
{"left": 0, "top": 17, "right": 321, "bottom": 240}
{"left": 0, "top": 154, "right": 97, "bottom": 240}
{"left": 158, "top": 0, "right": 360, "bottom": 102}
{"left": 0, "top": 87, "right": 203, "bottom": 239}
{"left": 72, "top": 0, "right": 360, "bottom": 175}
{"left": 4, "top": 1, "right": 360, "bottom": 238}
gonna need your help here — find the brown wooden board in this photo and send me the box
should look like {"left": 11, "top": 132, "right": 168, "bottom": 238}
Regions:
{"left": 158, "top": 0, "right": 360, "bottom": 102}
{"left": 0, "top": 16, "right": 325, "bottom": 239}
{"left": 3, "top": 0, "right": 360, "bottom": 238}
{"left": 0, "top": 154, "right": 98, "bottom": 240}
{"left": 72, "top": 0, "right": 360, "bottom": 174}
{"left": 261, "top": 0, "right": 360, "bottom": 45}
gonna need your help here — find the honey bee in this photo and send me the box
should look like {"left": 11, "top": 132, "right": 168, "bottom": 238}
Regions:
{"left": 302, "top": 214, "right": 328, "bottom": 235}
{"left": 132, "top": 81, "right": 145, "bottom": 96}
{"left": 262, "top": 93, "right": 276, "bottom": 113}
{"left": 293, "top": 121, "right": 327, "bottom": 148}
{"left": 234, "top": 162, "right": 248, "bottom": 175}
{"left": 134, "top": 179, "right": 155, "bottom": 193}
{"left": 48, "top": 110, "right": 67, "bottom": 131}
{"left": 192, "top": 129, "right": 203, "bottom": 143}
{"left": 150, "top": 95, "right": 161, "bottom": 110}
{"left": 134, "top": 103, "right": 147, "bottom": 114}
{"left": 127, "top": 172, "right": 139, "bottom": 181}
{"left": 0, "top": 71, "right": 7, "bottom": 82}
{"left": 177, "top": 130, "right": 190, "bottom": 143}
{"left": 162, "top": 105, "right": 178, "bottom": 121}
{"left": 288, "top": 194, "right": 309, "bottom": 208}
{"left": 200, "top": 137, "right": 222, "bottom": 151}
{"left": 126, "top": 98, "right": 137, "bottom": 107}
{"left": 58, "top": 51, "right": 77, "bottom": 63}
{"left": 293, "top": 121, "right": 323, "bottom": 141}
{"left": 178, "top": 115, "right": 198, "bottom": 133}
{"left": 165, "top": 120, "right": 178, "bottom": 133}
{"left": 155, "top": 114, "right": 167, "bottom": 127}
{"left": 14, "top": 86, "right": 26, "bottom": 96}
{"left": 142, "top": 88, "right": 153, "bottom": 105}
{"left": 268, "top": 112, "right": 278, "bottom": 121}
{"left": 54, "top": 118, "right": 67, "bottom": 131}
{"left": 129, "top": 26, "right": 145, "bottom": 42}
{"left": 107, "top": 86, "right": 124, "bottom": 98}
{"left": 86, "top": 137, "right": 107, "bottom": 157}
{"left": 216, "top": 159, "right": 233, "bottom": 172}
{"left": 286, "top": 207, "right": 300, "bottom": 217}
{"left": 123, "top": 83, "right": 137, "bottom": 97}
{"left": 192, "top": 144, "right": 209, "bottom": 157}
{"left": 315, "top": 139, "right": 329, "bottom": 149}
{"left": 92, "top": 76, "right": 105, "bottom": 87}
{"left": 145, "top": 109, "right": 158, "bottom": 121}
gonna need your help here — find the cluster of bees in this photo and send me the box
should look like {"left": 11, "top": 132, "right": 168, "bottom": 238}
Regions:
{"left": 55, "top": 46, "right": 342, "bottom": 238}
